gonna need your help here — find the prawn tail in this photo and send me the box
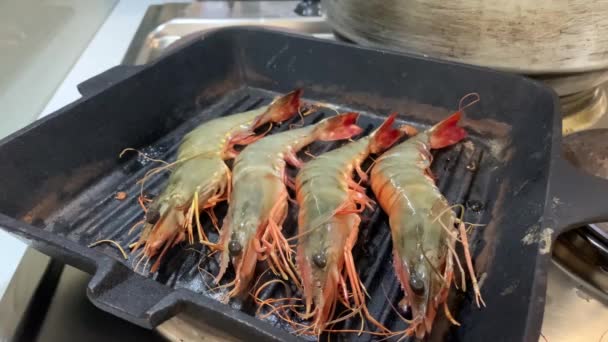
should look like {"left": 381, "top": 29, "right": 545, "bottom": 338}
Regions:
{"left": 228, "top": 90, "right": 302, "bottom": 150}
{"left": 314, "top": 112, "right": 363, "bottom": 141}
{"left": 252, "top": 88, "right": 303, "bottom": 128}
{"left": 368, "top": 113, "right": 406, "bottom": 154}
{"left": 429, "top": 111, "right": 467, "bottom": 149}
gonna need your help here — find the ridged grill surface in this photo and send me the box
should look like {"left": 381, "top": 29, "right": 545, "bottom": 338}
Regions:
{"left": 46, "top": 87, "right": 493, "bottom": 341}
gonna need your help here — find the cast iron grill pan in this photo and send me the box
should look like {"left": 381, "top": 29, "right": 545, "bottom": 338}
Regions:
{"left": 4, "top": 27, "right": 608, "bottom": 342}
{"left": 43, "top": 87, "right": 492, "bottom": 341}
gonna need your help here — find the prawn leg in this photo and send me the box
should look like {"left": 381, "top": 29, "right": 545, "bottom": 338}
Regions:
{"left": 355, "top": 163, "right": 368, "bottom": 183}
{"left": 262, "top": 190, "right": 300, "bottom": 287}
{"left": 341, "top": 214, "right": 389, "bottom": 334}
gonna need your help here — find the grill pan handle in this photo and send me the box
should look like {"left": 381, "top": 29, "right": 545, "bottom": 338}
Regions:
{"left": 77, "top": 65, "right": 144, "bottom": 97}
{"left": 550, "top": 156, "right": 608, "bottom": 232}
{"left": 86, "top": 258, "right": 172, "bottom": 328}
{"left": 87, "top": 258, "right": 299, "bottom": 341}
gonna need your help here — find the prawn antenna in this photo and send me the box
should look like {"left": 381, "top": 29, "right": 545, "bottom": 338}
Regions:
{"left": 458, "top": 92, "right": 480, "bottom": 112}
{"left": 119, "top": 147, "right": 169, "bottom": 165}
{"left": 88, "top": 239, "right": 128, "bottom": 260}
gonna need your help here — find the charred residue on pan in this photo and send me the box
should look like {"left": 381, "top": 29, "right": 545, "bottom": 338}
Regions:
{"left": 23, "top": 160, "right": 113, "bottom": 229}
{"left": 194, "top": 68, "right": 244, "bottom": 109}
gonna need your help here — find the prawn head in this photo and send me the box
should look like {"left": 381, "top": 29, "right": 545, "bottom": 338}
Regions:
{"left": 214, "top": 179, "right": 282, "bottom": 298}
{"left": 132, "top": 203, "right": 186, "bottom": 273}
{"left": 296, "top": 214, "right": 377, "bottom": 335}
{"left": 392, "top": 246, "right": 453, "bottom": 339}
{"left": 132, "top": 158, "right": 230, "bottom": 273}
{"left": 296, "top": 220, "right": 344, "bottom": 334}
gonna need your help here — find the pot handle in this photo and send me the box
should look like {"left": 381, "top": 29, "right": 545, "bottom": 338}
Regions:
{"left": 550, "top": 157, "right": 608, "bottom": 232}
{"left": 77, "top": 65, "right": 144, "bottom": 97}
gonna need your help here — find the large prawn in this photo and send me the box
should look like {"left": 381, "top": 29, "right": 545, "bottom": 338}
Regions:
{"left": 370, "top": 102, "right": 485, "bottom": 339}
{"left": 131, "top": 90, "right": 302, "bottom": 272}
{"left": 216, "top": 113, "right": 363, "bottom": 298}
{"left": 293, "top": 114, "right": 413, "bottom": 335}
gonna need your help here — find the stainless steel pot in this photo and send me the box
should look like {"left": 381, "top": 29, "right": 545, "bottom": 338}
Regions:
{"left": 323, "top": 0, "right": 608, "bottom": 74}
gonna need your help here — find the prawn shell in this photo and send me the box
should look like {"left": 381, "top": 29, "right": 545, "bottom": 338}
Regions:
{"left": 294, "top": 115, "right": 406, "bottom": 332}
{"left": 370, "top": 111, "right": 468, "bottom": 338}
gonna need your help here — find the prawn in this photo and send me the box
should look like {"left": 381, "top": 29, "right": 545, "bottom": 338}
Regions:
{"left": 370, "top": 100, "right": 484, "bottom": 339}
{"left": 131, "top": 90, "right": 302, "bottom": 273}
{"left": 216, "top": 113, "right": 363, "bottom": 298}
{"left": 293, "top": 114, "right": 412, "bottom": 335}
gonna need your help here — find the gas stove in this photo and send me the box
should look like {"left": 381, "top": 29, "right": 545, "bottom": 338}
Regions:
{"left": 1, "top": 2, "right": 607, "bottom": 341}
